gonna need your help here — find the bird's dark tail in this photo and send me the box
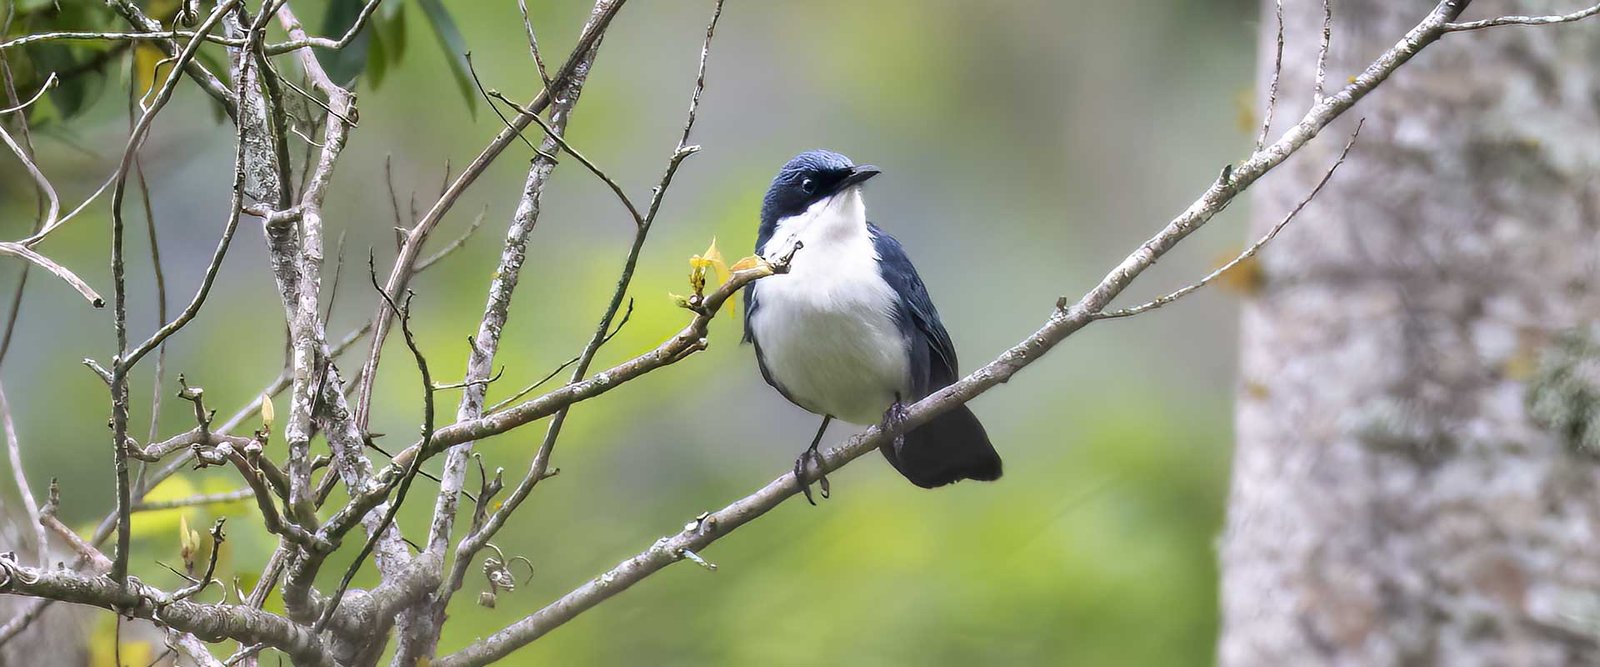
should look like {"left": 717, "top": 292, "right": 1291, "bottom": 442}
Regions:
{"left": 880, "top": 404, "right": 1002, "bottom": 489}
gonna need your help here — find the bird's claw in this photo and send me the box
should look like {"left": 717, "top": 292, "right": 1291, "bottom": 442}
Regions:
{"left": 882, "top": 400, "right": 909, "bottom": 450}
{"left": 793, "top": 448, "right": 830, "bottom": 506}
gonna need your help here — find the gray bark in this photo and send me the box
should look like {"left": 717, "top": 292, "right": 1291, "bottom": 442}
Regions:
{"left": 1222, "top": 1, "right": 1600, "bottom": 665}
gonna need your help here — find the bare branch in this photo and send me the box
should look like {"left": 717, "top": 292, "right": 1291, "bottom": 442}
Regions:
{"left": 517, "top": 0, "right": 555, "bottom": 94}
{"left": 267, "top": 5, "right": 405, "bottom": 573}
{"left": 0, "top": 560, "right": 333, "bottom": 666}
{"left": 1256, "top": 0, "right": 1284, "bottom": 151}
{"left": 0, "top": 381, "right": 45, "bottom": 565}
{"left": 102, "top": 0, "right": 238, "bottom": 119}
{"left": 130, "top": 66, "right": 171, "bottom": 471}
{"left": 0, "top": 30, "right": 243, "bottom": 51}
{"left": 172, "top": 518, "right": 226, "bottom": 603}
{"left": 1443, "top": 3, "right": 1600, "bottom": 31}
{"left": 481, "top": 86, "right": 644, "bottom": 227}
{"left": 0, "top": 242, "right": 101, "bottom": 306}
{"left": 264, "top": 0, "right": 383, "bottom": 54}
{"left": 40, "top": 482, "right": 113, "bottom": 574}
{"left": 122, "top": 95, "right": 251, "bottom": 369}
{"left": 1314, "top": 0, "right": 1332, "bottom": 102}
{"left": 385, "top": 255, "right": 788, "bottom": 475}
{"left": 134, "top": 488, "right": 254, "bottom": 512}
{"left": 170, "top": 631, "right": 225, "bottom": 667}
{"left": 5, "top": 323, "right": 372, "bottom": 644}
{"left": 485, "top": 303, "right": 630, "bottom": 414}
{"left": 0, "top": 72, "right": 54, "bottom": 114}
{"left": 413, "top": 207, "right": 487, "bottom": 272}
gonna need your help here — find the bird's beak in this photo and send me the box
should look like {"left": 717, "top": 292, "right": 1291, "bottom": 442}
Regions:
{"left": 837, "top": 164, "right": 882, "bottom": 189}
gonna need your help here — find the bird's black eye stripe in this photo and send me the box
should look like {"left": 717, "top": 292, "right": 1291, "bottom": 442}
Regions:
{"left": 800, "top": 177, "right": 817, "bottom": 194}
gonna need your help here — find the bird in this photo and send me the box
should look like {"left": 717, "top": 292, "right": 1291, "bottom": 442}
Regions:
{"left": 743, "top": 149, "right": 1002, "bottom": 503}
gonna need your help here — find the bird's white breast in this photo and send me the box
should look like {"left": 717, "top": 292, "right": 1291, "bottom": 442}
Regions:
{"left": 750, "top": 189, "right": 909, "bottom": 425}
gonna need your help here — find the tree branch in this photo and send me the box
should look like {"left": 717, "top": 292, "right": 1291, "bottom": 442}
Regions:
{"left": 0, "top": 561, "right": 331, "bottom": 666}
{"left": 1443, "top": 2, "right": 1600, "bottom": 31}
{"left": 0, "top": 381, "right": 44, "bottom": 565}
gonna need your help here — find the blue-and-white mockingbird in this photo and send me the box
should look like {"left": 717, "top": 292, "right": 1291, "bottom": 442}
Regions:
{"left": 744, "top": 149, "right": 1003, "bottom": 503}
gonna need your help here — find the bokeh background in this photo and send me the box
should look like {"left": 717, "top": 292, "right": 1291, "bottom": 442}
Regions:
{"left": 1, "top": 0, "right": 1262, "bottom": 663}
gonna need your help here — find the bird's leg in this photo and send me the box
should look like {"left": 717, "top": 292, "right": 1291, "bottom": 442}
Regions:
{"left": 794, "top": 415, "right": 832, "bottom": 505}
{"left": 882, "top": 394, "right": 909, "bottom": 452}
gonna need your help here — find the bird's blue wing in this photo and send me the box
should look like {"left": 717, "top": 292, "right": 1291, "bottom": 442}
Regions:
{"left": 869, "top": 224, "right": 959, "bottom": 395}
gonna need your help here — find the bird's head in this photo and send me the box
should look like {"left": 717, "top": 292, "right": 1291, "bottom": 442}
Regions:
{"left": 759, "top": 149, "right": 881, "bottom": 230}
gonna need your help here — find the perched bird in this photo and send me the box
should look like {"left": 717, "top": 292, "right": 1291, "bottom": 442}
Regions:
{"left": 744, "top": 149, "right": 1002, "bottom": 503}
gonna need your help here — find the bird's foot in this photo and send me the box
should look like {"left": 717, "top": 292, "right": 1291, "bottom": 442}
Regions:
{"left": 793, "top": 448, "right": 830, "bottom": 506}
{"left": 882, "top": 400, "right": 910, "bottom": 451}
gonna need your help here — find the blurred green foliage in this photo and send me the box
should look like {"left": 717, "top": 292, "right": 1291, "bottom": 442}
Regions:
{"left": 0, "top": 0, "right": 1256, "bottom": 664}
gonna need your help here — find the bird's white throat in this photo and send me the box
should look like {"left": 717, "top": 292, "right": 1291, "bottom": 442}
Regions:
{"left": 761, "top": 187, "right": 870, "bottom": 262}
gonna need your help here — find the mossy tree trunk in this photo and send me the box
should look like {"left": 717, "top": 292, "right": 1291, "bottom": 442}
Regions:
{"left": 1221, "top": 1, "right": 1600, "bottom": 663}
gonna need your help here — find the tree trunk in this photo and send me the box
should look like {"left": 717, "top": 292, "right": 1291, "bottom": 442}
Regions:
{"left": 1221, "top": 1, "right": 1600, "bottom": 664}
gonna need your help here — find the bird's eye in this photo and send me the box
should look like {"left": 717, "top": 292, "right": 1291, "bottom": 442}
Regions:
{"left": 800, "top": 177, "right": 817, "bottom": 194}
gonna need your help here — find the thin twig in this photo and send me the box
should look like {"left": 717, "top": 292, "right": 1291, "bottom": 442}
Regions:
{"left": 483, "top": 87, "right": 644, "bottom": 227}
{"left": 517, "top": 0, "right": 555, "bottom": 94}
{"left": 1256, "top": 0, "right": 1284, "bottom": 152}
{"left": 0, "top": 242, "right": 100, "bottom": 306}
{"left": 262, "top": 0, "right": 383, "bottom": 54}
{"left": 414, "top": 207, "right": 488, "bottom": 272}
{"left": 0, "top": 72, "right": 55, "bottom": 113}
{"left": 134, "top": 488, "right": 254, "bottom": 511}
{"left": 131, "top": 56, "right": 169, "bottom": 473}
{"left": 0, "top": 30, "right": 243, "bottom": 51}
{"left": 122, "top": 99, "right": 250, "bottom": 369}
{"left": 1096, "top": 120, "right": 1363, "bottom": 319}
{"left": 1314, "top": 0, "right": 1332, "bottom": 102}
{"left": 485, "top": 303, "right": 630, "bottom": 414}
{"left": 0, "top": 381, "right": 45, "bottom": 565}
{"left": 40, "top": 483, "right": 113, "bottom": 573}
{"left": 1443, "top": 3, "right": 1600, "bottom": 31}
{"left": 172, "top": 518, "right": 226, "bottom": 602}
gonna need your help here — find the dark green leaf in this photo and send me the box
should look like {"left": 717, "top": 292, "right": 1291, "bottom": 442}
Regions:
{"left": 415, "top": 0, "right": 477, "bottom": 114}
{"left": 317, "top": 0, "right": 373, "bottom": 86}
{"left": 385, "top": 4, "right": 408, "bottom": 65}
{"left": 28, "top": 44, "right": 95, "bottom": 120}
{"left": 367, "top": 15, "right": 389, "bottom": 88}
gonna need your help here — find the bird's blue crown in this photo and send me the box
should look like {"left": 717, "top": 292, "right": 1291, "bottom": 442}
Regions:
{"left": 758, "top": 149, "right": 861, "bottom": 238}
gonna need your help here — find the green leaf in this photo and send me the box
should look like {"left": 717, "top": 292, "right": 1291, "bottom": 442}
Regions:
{"left": 415, "top": 0, "right": 477, "bottom": 114}
{"left": 29, "top": 44, "right": 95, "bottom": 120}
{"left": 382, "top": 4, "right": 408, "bottom": 66}
{"left": 367, "top": 15, "right": 390, "bottom": 87}
{"left": 367, "top": 5, "right": 412, "bottom": 89}
{"left": 317, "top": 0, "right": 374, "bottom": 85}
